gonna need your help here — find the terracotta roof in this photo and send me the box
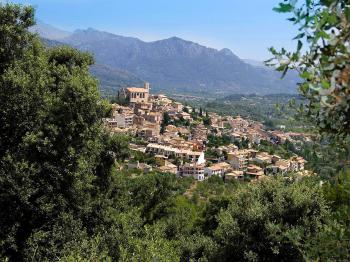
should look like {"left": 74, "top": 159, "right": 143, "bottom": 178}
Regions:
{"left": 126, "top": 87, "right": 148, "bottom": 92}
{"left": 226, "top": 171, "right": 244, "bottom": 177}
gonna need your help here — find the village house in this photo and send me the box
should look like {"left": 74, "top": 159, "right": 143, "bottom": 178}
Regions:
{"left": 205, "top": 162, "right": 231, "bottom": 177}
{"left": 164, "top": 125, "right": 179, "bottom": 138}
{"left": 245, "top": 164, "right": 265, "bottom": 180}
{"left": 172, "top": 102, "right": 184, "bottom": 112}
{"left": 128, "top": 161, "right": 153, "bottom": 173}
{"left": 130, "top": 144, "right": 147, "bottom": 154}
{"left": 112, "top": 104, "right": 134, "bottom": 115}
{"left": 269, "top": 131, "right": 288, "bottom": 144}
{"left": 225, "top": 170, "right": 244, "bottom": 181}
{"left": 272, "top": 155, "right": 282, "bottom": 164}
{"left": 179, "top": 163, "right": 205, "bottom": 181}
{"left": 228, "top": 149, "right": 258, "bottom": 171}
{"left": 177, "top": 111, "right": 192, "bottom": 120}
{"left": 192, "top": 124, "right": 209, "bottom": 141}
{"left": 230, "top": 116, "right": 249, "bottom": 131}
{"left": 289, "top": 156, "right": 306, "bottom": 171}
{"left": 266, "top": 159, "right": 291, "bottom": 175}
{"left": 230, "top": 132, "right": 245, "bottom": 142}
{"left": 103, "top": 118, "right": 119, "bottom": 129}
{"left": 178, "top": 150, "right": 203, "bottom": 162}
{"left": 252, "top": 152, "right": 273, "bottom": 166}
{"left": 250, "top": 121, "right": 264, "bottom": 131}
{"left": 229, "top": 153, "right": 249, "bottom": 171}
{"left": 177, "top": 126, "right": 191, "bottom": 136}
{"left": 215, "top": 144, "right": 238, "bottom": 155}
{"left": 134, "top": 102, "right": 153, "bottom": 115}
{"left": 157, "top": 162, "right": 178, "bottom": 174}
{"left": 137, "top": 127, "right": 160, "bottom": 142}
{"left": 144, "top": 112, "right": 162, "bottom": 124}
{"left": 247, "top": 131, "right": 261, "bottom": 145}
{"left": 133, "top": 115, "right": 146, "bottom": 127}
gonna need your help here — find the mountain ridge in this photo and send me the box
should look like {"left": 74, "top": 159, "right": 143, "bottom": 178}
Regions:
{"left": 36, "top": 23, "right": 299, "bottom": 96}
{"left": 30, "top": 20, "right": 72, "bottom": 40}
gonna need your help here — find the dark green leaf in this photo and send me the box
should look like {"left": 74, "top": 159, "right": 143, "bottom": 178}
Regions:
{"left": 273, "top": 3, "right": 294, "bottom": 13}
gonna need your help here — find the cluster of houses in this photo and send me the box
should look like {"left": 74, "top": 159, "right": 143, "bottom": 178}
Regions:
{"left": 104, "top": 83, "right": 310, "bottom": 182}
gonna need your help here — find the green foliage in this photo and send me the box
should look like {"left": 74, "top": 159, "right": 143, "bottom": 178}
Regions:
{"left": 0, "top": 3, "right": 35, "bottom": 74}
{"left": 305, "top": 171, "right": 350, "bottom": 261}
{"left": 254, "top": 139, "right": 297, "bottom": 159}
{"left": 0, "top": 4, "right": 114, "bottom": 260}
{"left": 111, "top": 90, "right": 130, "bottom": 106}
{"left": 203, "top": 115, "right": 212, "bottom": 126}
{"left": 297, "top": 135, "right": 350, "bottom": 178}
{"left": 212, "top": 177, "right": 329, "bottom": 261}
{"left": 192, "top": 176, "right": 238, "bottom": 200}
{"left": 160, "top": 112, "right": 170, "bottom": 134}
{"left": 132, "top": 151, "right": 156, "bottom": 165}
{"left": 207, "top": 134, "right": 231, "bottom": 148}
{"left": 173, "top": 116, "right": 190, "bottom": 127}
{"left": 108, "top": 133, "right": 131, "bottom": 161}
{"left": 269, "top": 0, "right": 350, "bottom": 138}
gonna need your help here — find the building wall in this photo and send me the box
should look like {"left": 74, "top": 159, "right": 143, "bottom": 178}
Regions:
{"left": 115, "top": 114, "right": 134, "bottom": 128}
{"left": 128, "top": 91, "right": 149, "bottom": 103}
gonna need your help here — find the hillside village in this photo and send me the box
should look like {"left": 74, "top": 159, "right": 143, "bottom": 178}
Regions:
{"left": 103, "top": 83, "right": 311, "bottom": 182}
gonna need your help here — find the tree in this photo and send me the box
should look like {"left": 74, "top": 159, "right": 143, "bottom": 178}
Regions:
{"left": 269, "top": 4, "right": 350, "bottom": 258}
{"left": 268, "top": 0, "right": 350, "bottom": 139}
{"left": 211, "top": 177, "right": 329, "bottom": 261}
{"left": 0, "top": 4, "right": 116, "bottom": 260}
{"left": 0, "top": 3, "right": 35, "bottom": 75}
{"left": 161, "top": 112, "right": 170, "bottom": 134}
{"left": 309, "top": 170, "right": 350, "bottom": 261}
{"left": 203, "top": 114, "right": 212, "bottom": 126}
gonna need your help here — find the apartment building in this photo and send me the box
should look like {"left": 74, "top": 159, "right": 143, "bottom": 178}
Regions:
{"left": 115, "top": 113, "right": 134, "bottom": 128}
{"left": 179, "top": 163, "right": 205, "bottom": 181}
{"left": 146, "top": 143, "right": 203, "bottom": 162}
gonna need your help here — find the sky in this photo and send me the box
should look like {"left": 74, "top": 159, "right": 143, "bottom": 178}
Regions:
{"left": 5, "top": 0, "right": 298, "bottom": 61}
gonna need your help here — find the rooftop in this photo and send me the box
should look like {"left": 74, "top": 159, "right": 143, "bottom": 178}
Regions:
{"left": 126, "top": 87, "right": 149, "bottom": 93}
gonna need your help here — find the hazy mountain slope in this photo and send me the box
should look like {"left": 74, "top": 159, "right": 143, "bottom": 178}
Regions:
{"left": 243, "top": 59, "right": 265, "bottom": 67}
{"left": 41, "top": 36, "right": 144, "bottom": 96}
{"left": 60, "top": 28, "right": 298, "bottom": 95}
{"left": 90, "top": 64, "right": 143, "bottom": 96}
{"left": 34, "top": 22, "right": 299, "bottom": 95}
{"left": 31, "top": 21, "right": 72, "bottom": 40}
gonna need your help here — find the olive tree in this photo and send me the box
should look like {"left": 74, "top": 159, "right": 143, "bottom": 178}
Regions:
{"left": 268, "top": 0, "right": 350, "bottom": 138}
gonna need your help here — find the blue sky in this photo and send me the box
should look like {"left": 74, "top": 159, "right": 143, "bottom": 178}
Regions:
{"left": 6, "top": 0, "right": 298, "bottom": 60}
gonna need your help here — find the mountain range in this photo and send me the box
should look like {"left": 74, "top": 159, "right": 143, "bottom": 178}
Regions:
{"left": 33, "top": 21, "right": 299, "bottom": 96}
